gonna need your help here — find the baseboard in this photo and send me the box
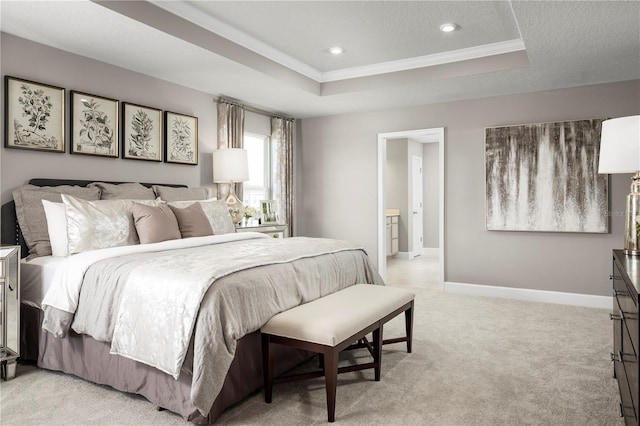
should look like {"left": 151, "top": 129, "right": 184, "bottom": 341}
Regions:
{"left": 422, "top": 247, "right": 439, "bottom": 256}
{"left": 444, "top": 281, "right": 612, "bottom": 309}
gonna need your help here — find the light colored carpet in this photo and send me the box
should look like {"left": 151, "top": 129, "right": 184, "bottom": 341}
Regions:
{"left": 0, "top": 256, "right": 624, "bottom": 425}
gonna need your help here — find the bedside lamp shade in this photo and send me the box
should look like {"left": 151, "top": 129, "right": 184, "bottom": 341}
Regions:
{"left": 598, "top": 116, "right": 640, "bottom": 174}
{"left": 598, "top": 115, "right": 640, "bottom": 255}
{"left": 212, "top": 148, "right": 249, "bottom": 183}
{"left": 212, "top": 148, "right": 249, "bottom": 225}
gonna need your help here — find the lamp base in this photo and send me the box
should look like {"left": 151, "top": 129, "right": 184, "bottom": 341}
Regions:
{"left": 624, "top": 171, "right": 640, "bottom": 255}
{"left": 225, "top": 185, "right": 244, "bottom": 225}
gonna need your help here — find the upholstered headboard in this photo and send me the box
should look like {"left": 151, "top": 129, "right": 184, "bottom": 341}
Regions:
{"left": 0, "top": 178, "right": 188, "bottom": 257}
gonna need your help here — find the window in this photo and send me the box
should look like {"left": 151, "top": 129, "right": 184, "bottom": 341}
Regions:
{"left": 243, "top": 133, "right": 272, "bottom": 208}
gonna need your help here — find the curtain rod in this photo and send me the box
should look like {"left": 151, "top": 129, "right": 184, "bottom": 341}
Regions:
{"left": 214, "top": 96, "right": 294, "bottom": 121}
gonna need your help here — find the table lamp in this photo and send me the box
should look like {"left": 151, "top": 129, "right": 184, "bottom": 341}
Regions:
{"left": 212, "top": 148, "right": 249, "bottom": 224}
{"left": 598, "top": 115, "right": 640, "bottom": 255}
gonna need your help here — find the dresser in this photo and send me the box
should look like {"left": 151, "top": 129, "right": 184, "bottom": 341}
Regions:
{"left": 612, "top": 249, "right": 639, "bottom": 424}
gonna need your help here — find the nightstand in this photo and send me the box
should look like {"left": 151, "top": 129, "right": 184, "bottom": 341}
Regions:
{"left": 1, "top": 246, "right": 20, "bottom": 380}
{"left": 236, "top": 223, "right": 288, "bottom": 238}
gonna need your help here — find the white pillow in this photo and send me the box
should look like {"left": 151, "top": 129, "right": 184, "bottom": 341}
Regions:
{"left": 168, "top": 199, "right": 235, "bottom": 235}
{"left": 41, "top": 200, "right": 69, "bottom": 257}
{"left": 61, "top": 194, "right": 160, "bottom": 254}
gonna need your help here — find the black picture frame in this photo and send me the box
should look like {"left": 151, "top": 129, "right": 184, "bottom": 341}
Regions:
{"left": 121, "top": 102, "right": 163, "bottom": 162}
{"left": 4, "top": 76, "right": 65, "bottom": 153}
{"left": 164, "top": 111, "right": 198, "bottom": 165}
{"left": 70, "top": 91, "right": 119, "bottom": 158}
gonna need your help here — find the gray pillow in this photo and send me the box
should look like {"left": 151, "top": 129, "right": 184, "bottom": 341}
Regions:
{"left": 12, "top": 185, "right": 101, "bottom": 259}
{"left": 168, "top": 203, "right": 213, "bottom": 238}
{"left": 152, "top": 185, "right": 215, "bottom": 202}
{"left": 88, "top": 182, "right": 156, "bottom": 200}
{"left": 132, "top": 203, "right": 181, "bottom": 244}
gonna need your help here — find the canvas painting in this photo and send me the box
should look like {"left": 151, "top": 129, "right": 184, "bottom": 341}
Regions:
{"left": 70, "top": 91, "right": 119, "bottom": 157}
{"left": 485, "top": 118, "right": 608, "bottom": 233}
{"left": 4, "top": 76, "right": 65, "bottom": 153}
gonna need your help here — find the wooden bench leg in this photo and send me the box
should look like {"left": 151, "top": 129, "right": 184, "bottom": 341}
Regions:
{"left": 405, "top": 302, "right": 414, "bottom": 354}
{"left": 373, "top": 325, "right": 382, "bottom": 381}
{"left": 324, "top": 349, "right": 339, "bottom": 422}
{"left": 262, "top": 333, "right": 273, "bottom": 403}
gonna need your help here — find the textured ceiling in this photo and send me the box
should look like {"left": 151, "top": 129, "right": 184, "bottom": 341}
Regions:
{"left": 0, "top": 1, "right": 638, "bottom": 119}
{"left": 178, "top": 0, "right": 521, "bottom": 72}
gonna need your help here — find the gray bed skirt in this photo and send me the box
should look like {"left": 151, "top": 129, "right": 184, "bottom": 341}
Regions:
{"left": 21, "top": 304, "right": 310, "bottom": 423}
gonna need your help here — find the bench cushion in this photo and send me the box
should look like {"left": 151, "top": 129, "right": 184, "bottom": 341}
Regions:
{"left": 261, "top": 284, "right": 415, "bottom": 347}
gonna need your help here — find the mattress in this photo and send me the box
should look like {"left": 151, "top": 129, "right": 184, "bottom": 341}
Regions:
{"left": 21, "top": 256, "right": 65, "bottom": 308}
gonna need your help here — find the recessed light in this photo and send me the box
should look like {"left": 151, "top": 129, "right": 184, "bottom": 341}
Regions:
{"left": 440, "top": 23, "right": 460, "bottom": 33}
{"left": 329, "top": 46, "right": 344, "bottom": 55}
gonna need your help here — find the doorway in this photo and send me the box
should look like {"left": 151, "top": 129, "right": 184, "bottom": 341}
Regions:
{"left": 377, "top": 128, "right": 445, "bottom": 290}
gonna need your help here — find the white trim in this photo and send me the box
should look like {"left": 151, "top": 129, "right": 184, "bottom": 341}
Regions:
{"left": 422, "top": 247, "right": 439, "bottom": 256}
{"left": 321, "top": 39, "right": 526, "bottom": 82}
{"left": 150, "top": 0, "right": 525, "bottom": 84}
{"left": 150, "top": 0, "right": 322, "bottom": 81}
{"left": 377, "top": 128, "right": 445, "bottom": 291}
{"left": 444, "top": 281, "right": 611, "bottom": 310}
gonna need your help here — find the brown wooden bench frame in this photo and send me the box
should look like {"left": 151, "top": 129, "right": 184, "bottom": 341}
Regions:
{"left": 262, "top": 299, "right": 414, "bottom": 422}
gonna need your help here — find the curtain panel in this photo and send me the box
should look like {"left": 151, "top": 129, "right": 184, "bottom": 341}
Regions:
{"left": 216, "top": 101, "right": 245, "bottom": 200}
{"left": 271, "top": 117, "right": 295, "bottom": 237}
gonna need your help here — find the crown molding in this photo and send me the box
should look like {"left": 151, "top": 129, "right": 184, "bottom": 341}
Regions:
{"left": 149, "top": 0, "right": 323, "bottom": 81}
{"left": 149, "top": 1, "right": 526, "bottom": 84}
{"left": 320, "top": 39, "right": 526, "bottom": 82}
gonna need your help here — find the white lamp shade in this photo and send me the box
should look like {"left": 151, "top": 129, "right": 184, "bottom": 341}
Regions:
{"left": 212, "top": 148, "right": 249, "bottom": 182}
{"left": 598, "top": 115, "right": 640, "bottom": 174}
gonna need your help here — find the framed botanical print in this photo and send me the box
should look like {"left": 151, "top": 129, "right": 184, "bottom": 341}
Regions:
{"left": 121, "top": 102, "right": 162, "bottom": 162}
{"left": 70, "top": 91, "right": 119, "bottom": 158}
{"left": 4, "top": 76, "right": 65, "bottom": 153}
{"left": 164, "top": 111, "right": 198, "bottom": 165}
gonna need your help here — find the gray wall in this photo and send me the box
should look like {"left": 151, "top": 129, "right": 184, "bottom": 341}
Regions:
{"left": 0, "top": 34, "right": 217, "bottom": 204}
{"left": 423, "top": 143, "right": 439, "bottom": 248}
{"left": 298, "top": 79, "right": 640, "bottom": 297}
{"left": 385, "top": 139, "right": 408, "bottom": 252}
{"left": 0, "top": 34, "right": 273, "bottom": 205}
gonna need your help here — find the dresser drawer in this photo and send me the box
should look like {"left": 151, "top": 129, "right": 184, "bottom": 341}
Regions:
{"left": 623, "top": 318, "right": 639, "bottom": 421}
{"left": 616, "top": 357, "right": 636, "bottom": 424}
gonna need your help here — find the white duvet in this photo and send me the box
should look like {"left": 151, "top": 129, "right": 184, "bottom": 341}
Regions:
{"left": 41, "top": 232, "right": 269, "bottom": 314}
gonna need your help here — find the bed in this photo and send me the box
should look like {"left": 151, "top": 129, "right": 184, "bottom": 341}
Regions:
{"left": 1, "top": 178, "right": 383, "bottom": 423}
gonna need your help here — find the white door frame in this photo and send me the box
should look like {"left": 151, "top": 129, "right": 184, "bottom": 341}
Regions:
{"left": 377, "top": 128, "right": 445, "bottom": 290}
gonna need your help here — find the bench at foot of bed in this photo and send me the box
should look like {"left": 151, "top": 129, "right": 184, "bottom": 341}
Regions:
{"left": 261, "top": 284, "right": 415, "bottom": 422}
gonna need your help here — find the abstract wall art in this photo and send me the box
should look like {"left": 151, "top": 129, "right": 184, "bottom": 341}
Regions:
{"left": 485, "top": 118, "right": 608, "bottom": 233}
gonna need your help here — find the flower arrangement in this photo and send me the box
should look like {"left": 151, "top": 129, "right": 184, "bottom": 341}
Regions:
{"left": 244, "top": 206, "right": 258, "bottom": 220}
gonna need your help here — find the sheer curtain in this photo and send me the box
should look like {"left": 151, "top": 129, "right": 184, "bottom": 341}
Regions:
{"left": 271, "top": 117, "right": 295, "bottom": 236}
{"left": 216, "top": 100, "right": 245, "bottom": 200}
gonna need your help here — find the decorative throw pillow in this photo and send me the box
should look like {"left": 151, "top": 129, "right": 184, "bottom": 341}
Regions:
{"left": 152, "top": 185, "right": 216, "bottom": 202}
{"left": 132, "top": 203, "right": 181, "bottom": 244}
{"left": 41, "top": 200, "right": 69, "bottom": 257}
{"left": 62, "top": 195, "right": 160, "bottom": 254}
{"left": 12, "top": 184, "right": 101, "bottom": 259}
{"left": 88, "top": 182, "right": 156, "bottom": 200}
{"left": 168, "top": 199, "right": 235, "bottom": 235}
{"left": 168, "top": 203, "right": 214, "bottom": 238}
